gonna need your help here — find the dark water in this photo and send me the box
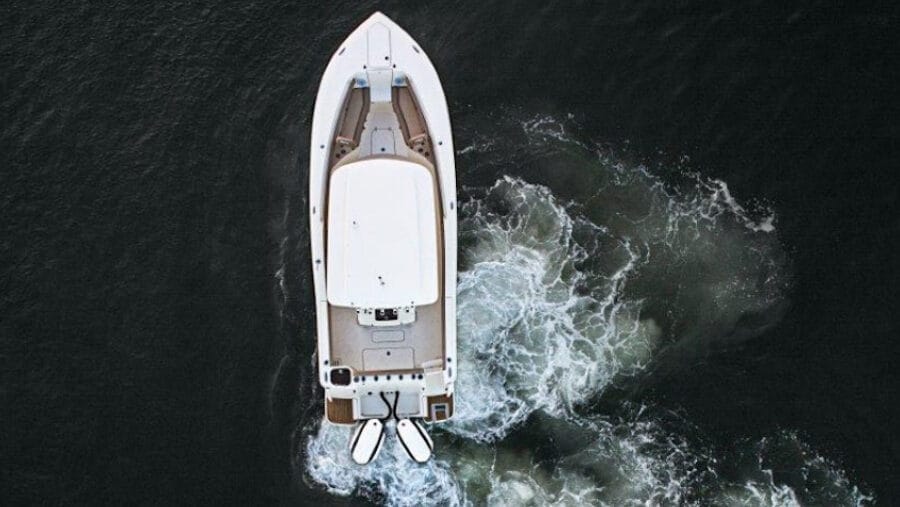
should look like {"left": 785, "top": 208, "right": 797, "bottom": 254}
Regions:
{"left": 2, "top": 1, "right": 898, "bottom": 505}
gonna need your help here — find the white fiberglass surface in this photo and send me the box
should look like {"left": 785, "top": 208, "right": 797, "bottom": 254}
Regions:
{"left": 326, "top": 159, "right": 438, "bottom": 308}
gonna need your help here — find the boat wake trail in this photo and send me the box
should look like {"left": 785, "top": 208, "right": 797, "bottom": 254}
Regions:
{"left": 450, "top": 177, "right": 654, "bottom": 442}
{"left": 299, "top": 114, "right": 872, "bottom": 506}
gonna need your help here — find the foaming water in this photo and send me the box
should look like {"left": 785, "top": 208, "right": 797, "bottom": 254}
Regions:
{"left": 306, "top": 422, "right": 465, "bottom": 506}
{"left": 714, "top": 431, "right": 875, "bottom": 507}
{"left": 298, "top": 114, "right": 870, "bottom": 506}
{"left": 450, "top": 178, "right": 655, "bottom": 441}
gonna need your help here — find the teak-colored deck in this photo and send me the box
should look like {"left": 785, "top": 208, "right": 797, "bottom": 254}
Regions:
{"left": 326, "top": 397, "right": 355, "bottom": 424}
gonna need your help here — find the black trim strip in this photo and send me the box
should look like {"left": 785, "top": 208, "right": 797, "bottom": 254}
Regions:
{"left": 396, "top": 422, "right": 421, "bottom": 463}
{"left": 411, "top": 419, "right": 433, "bottom": 451}
{"left": 368, "top": 423, "right": 385, "bottom": 464}
{"left": 350, "top": 423, "right": 365, "bottom": 454}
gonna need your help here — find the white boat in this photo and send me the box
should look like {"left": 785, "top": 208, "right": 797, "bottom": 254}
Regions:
{"left": 309, "top": 12, "right": 457, "bottom": 464}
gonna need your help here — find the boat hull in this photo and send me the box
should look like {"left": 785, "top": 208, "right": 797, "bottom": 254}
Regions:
{"left": 308, "top": 12, "right": 457, "bottom": 431}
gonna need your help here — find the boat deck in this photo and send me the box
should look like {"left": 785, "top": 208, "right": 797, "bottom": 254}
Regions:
{"left": 326, "top": 397, "right": 355, "bottom": 424}
{"left": 325, "top": 79, "right": 445, "bottom": 377}
{"left": 329, "top": 303, "right": 443, "bottom": 373}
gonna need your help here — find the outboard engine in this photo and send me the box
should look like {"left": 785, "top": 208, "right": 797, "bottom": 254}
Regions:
{"left": 349, "top": 419, "right": 385, "bottom": 465}
{"left": 395, "top": 418, "right": 433, "bottom": 463}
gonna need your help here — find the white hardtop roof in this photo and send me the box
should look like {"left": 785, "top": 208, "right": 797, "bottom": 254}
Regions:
{"left": 327, "top": 158, "right": 438, "bottom": 308}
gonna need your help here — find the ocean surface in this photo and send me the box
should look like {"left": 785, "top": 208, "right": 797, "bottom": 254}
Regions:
{"left": 2, "top": 1, "right": 898, "bottom": 505}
